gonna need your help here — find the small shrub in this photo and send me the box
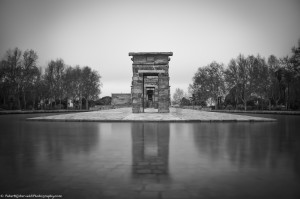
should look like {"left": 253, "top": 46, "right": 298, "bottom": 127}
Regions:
{"left": 0, "top": 104, "right": 9, "bottom": 110}
{"left": 27, "top": 105, "right": 33, "bottom": 110}
{"left": 225, "top": 105, "right": 233, "bottom": 110}
{"left": 236, "top": 104, "right": 244, "bottom": 110}
{"left": 210, "top": 106, "right": 215, "bottom": 110}
{"left": 54, "top": 104, "right": 63, "bottom": 110}
{"left": 246, "top": 106, "right": 253, "bottom": 110}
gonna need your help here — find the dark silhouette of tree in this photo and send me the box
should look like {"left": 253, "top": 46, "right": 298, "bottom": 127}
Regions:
{"left": 1, "top": 48, "right": 23, "bottom": 109}
{"left": 0, "top": 48, "right": 103, "bottom": 110}
{"left": 70, "top": 66, "right": 83, "bottom": 109}
{"left": 62, "top": 65, "right": 101, "bottom": 110}
{"left": 21, "top": 49, "right": 39, "bottom": 109}
{"left": 253, "top": 55, "right": 270, "bottom": 110}
{"left": 34, "top": 69, "right": 48, "bottom": 109}
{"left": 180, "top": 97, "right": 191, "bottom": 106}
{"left": 54, "top": 59, "right": 65, "bottom": 107}
{"left": 225, "top": 55, "right": 263, "bottom": 110}
{"left": 224, "top": 59, "right": 240, "bottom": 108}
{"left": 44, "top": 60, "right": 56, "bottom": 108}
{"left": 191, "top": 61, "right": 225, "bottom": 109}
{"left": 63, "top": 66, "right": 76, "bottom": 109}
{"left": 0, "top": 60, "right": 9, "bottom": 107}
{"left": 44, "top": 59, "right": 65, "bottom": 108}
{"left": 289, "top": 40, "right": 300, "bottom": 109}
{"left": 96, "top": 96, "right": 112, "bottom": 105}
{"left": 172, "top": 88, "right": 184, "bottom": 105}
{"left": 81, "top": 66, "right": 101, "bottom": 110}
{"left": 280, "top": 56, "right": 293, "bottom": 109}
{"left": 291, "top": 39, "right": 300, "bottom": 74}
{"left": 267, "top": 55, "right": 282, "bottom": 108}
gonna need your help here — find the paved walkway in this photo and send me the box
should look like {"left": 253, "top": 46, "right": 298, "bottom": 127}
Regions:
{"left": 28, "top": 108, "right": 276, "bottom": 122}
{"left": 0, "top": 109, "right": 89, "bottom": 115}
{"left": 212, "top": 109, "right": 300, "bottom": 115}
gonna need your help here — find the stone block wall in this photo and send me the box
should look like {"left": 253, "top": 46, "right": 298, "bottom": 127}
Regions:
{"left": 129, "top": 52, "right": 172, "bottom": 113}
{"left": 131, "top": 73, "right": 143, "bottom": 113}
{"left": 158, "top": 74, "right": 170, "bottom": 113}
{"left": 111, "top": 93, "right": 132, "bottom": 107}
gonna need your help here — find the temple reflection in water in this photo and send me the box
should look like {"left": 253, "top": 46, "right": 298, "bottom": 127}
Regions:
{"left": 131, "top": 123, "right": 170, "bottom": 177}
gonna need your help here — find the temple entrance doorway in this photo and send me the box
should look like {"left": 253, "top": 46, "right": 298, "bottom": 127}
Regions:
{"left": 143, "top": 74, "right": 158, "bottom": 113}
{"left": 146, "top": 88, "right": 154, "bottom": 108}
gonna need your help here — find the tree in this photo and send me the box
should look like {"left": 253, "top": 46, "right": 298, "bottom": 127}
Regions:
{"left": 62, "top": 65, "right": 82, "bottom": 109}
{"left": 253, "top": 55, "right": 270, "bottom": 110}
{"left": 224, "top": 86, "right": 241, "bottom": 108}
{"left": 289, "top": 39, "right": 300, "bottom": 109}
{"left": 81, "top": 66, "right": 101, "bottom": 109}
{"left": 224, "top": 59, "right": 240, "bottom": 108}
{"left": 290, "top": 39, "right": 300, "bottom": 74}
{"left": 53, "top": 59, "right": 65, "bottom": 107}
{"left": 34, "top": 69, "right": 48, "bottom": 109}
{"left": 192, "top": 61, "right": 225, "bottom": 109}
{"left": 225, "top": 54, "right": 257, "bottom": 111}
{"left": 191, "top": 67, "right": 210, "bottom": 105}
{"left": 1, "top": 48, "right": 23, "bottom": 109}
{"left": 63, "top": 65, "right": 101, "bottom": 110}
{"left": 206, "top": 62, "right": 226, "bottom": 109}
{"left": 96, "top": 96, "right": 112, "bottom": 105}
{"left": 280, "top": 56, "right": 293, "bottom": 109}
{"left": 180, "top": 97, "right": 191, "bottom": 106}
{"left": 44, "top": 60, "right": 55, "bottom": 108}
{"left": 0, "top": 60, "right": 9, "bottom": 107}
{"left": 240, "top": 55, "right": 258, "bottom": 110}
{"left": 21, "top": 49, "right": 39, "bottom": 109}
{"left": 267, "top": 55, "right": 282, "bottom": 108}
{"left": 0, "top": 47, "right": 104, "bottom": 110}
{"left": 172, "top": 88, "right": 184, "bottom": 105}
{"left": 44, "top": 59, "right": 65, "bottom": 108}
{"left": 65, "top": 66, "right": 82, "bottom": 109}
{"left": 63, "top": 67, "right": 75, "bottom": 108}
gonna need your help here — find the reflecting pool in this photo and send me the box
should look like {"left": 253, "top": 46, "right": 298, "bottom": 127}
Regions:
{"left": 0, "top": 113, "right": 299, "bottom": 199}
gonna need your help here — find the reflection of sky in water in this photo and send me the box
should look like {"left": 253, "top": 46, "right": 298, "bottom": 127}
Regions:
{"left": 0, "top": 113, "right": 299, "bottom": 198}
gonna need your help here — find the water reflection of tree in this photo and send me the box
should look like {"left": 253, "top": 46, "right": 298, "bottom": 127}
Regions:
{"left": 131, "top": 123, "right": 170, "bottom": 177}
{"left": 192, "top": 122, "right": 300, "bottom": 178}
{"left": 276, "top": 116, "right": 300, "bottom": 179}
{"left": 41, "top": 122, "right": 99, "bottom": 160}
{"left": 0, "top": 116, "right": 100, "bottom": 174}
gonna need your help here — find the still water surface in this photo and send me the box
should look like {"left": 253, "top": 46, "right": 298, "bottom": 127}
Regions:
{"left": 0, "top": 113, "right": 299, "bottom": 199}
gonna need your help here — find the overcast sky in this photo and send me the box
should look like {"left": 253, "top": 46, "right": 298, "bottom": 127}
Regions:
{"left": 0, "top": 0, "right": 300, "bottom": 97}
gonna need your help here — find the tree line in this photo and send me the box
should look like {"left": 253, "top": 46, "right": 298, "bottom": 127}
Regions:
{"left": 184, "top": 40, "right": 300, "bottom": 110}
{"left": 0, "top": 47, "right": 101, "bottom": 110}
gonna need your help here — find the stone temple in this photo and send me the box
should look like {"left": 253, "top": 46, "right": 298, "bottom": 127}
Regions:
{"left": 129, "top": 52, "right": 173, "bottom": 113}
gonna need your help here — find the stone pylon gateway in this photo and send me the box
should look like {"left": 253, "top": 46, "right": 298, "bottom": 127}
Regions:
{"left": 129, "top": 52, "right": 173, "bottom": 113}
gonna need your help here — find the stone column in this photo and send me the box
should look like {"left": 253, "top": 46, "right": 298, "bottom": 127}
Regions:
{"left": 132, "top": 73, "right": 143, "bottom": 113}
{"left": 158, "top": 73, "right": 170, "bottom": 113}
{"left": 154, "top": 87, "right": 158, "bottom": 109}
